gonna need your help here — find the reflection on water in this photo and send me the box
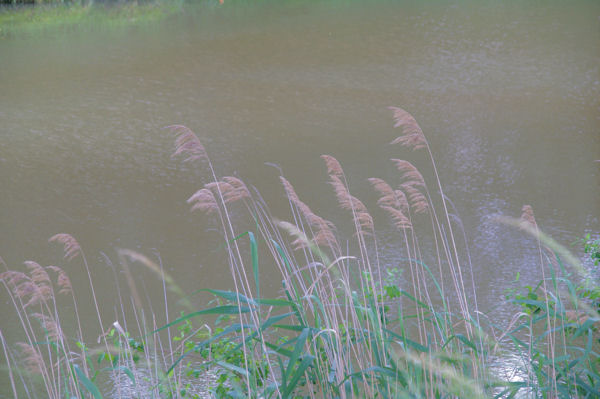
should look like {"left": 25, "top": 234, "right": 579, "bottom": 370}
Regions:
{"left": 0, "top": 0, "right": 599, "bottom": 384}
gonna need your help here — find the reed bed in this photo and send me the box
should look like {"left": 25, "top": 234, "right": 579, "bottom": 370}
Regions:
{"left": 1, "top": 109, "right": 598, "bottom": 398}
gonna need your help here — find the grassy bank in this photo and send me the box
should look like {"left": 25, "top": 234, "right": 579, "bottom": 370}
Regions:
{"left": 1, "top": 110, "right": 599, "bottom": 397}
{"left": 0, "top": 0, "right": 184, "bottom": 37}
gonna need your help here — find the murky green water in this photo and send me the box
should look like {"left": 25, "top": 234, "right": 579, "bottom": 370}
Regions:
{"left": 1, "top": 0, "right": 599, "bottom": 391}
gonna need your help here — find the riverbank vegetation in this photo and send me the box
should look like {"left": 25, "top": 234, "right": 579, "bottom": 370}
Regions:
{"left": 0, "top": 0, "right": 185, "bottom": 37}
{"left": 1, "top": 109, "right": 598, "bottom": 398}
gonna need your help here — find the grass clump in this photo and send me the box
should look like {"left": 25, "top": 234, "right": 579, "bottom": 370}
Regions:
{"left": 0, "top": 0, "right": 183, "bottom": 37}
{"left": 1, "top": 109, "right": 599, "bottom": 398}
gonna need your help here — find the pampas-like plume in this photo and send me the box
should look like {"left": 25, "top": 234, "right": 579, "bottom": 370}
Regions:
{"left": 0, "top": 271, "right": 42, "bottom": 305}
{"left": 400, "top": 183, "right": 429, "bottom": 214}
{"left": 369, "top": 178, "right": 412, "bottom": 229}
{"left": 368, "top": 178, "right": 409, "bottom": 214}
{"left": 321, "top": 155, "right": 344, "bottom": 178}
{"left": 32, "top": 313, "right": 63, "bottom": 342}
{"left": 16, "top": 342, "right": 44, "bottom": 374}
{"left": 389, "top": 160, "right": 429, "bottom": 215}
{"left": 187, "top": 176, "right": 250, "bottom": 214}
{"left": 17, "top": 262, "right": 53, "bottom": 308}
{"left": 388, "top": 107, "right": 427, "bottom": 151}
{"left": 277, "top": 220, "right": 312, "bottom": 251}
{"left": 25, "top": 261, "right": 50, "bottom": 285}
{"left": 321, "top": 155, "right": 374, "bottom": 232}
{"left": 381, "top": 206, "right": 412, "bottom": 229}
{"left": 187, "top": 188, "right": 219, "bottom": 214}
{"left": 23, "top": 283, "right": 52, "bottom": 308}
{"left": 48, "top": 234, "right": 81, "bottom": 261}
{"left": 205, "top": 178, "right": 251, "bottom": 204}
{"left": 0, "top": 270, "right": 28, "bottom": 287}
{"left": 280, "top": 176, "right": 338, "bottom": 249}
{"left": 329, "top": 174, "right": 374, "bottom": 232}
{"left": 168, "top": 125, "right": 207, "bottom": 163}
{"left": 391, "top": 159, "right": 426, "bottom": 187}
{"left": 221, "top": 176, "right": 251, "bottom": 203}
{"left": 46, "top": 266, "right": 72, "bottom": 295}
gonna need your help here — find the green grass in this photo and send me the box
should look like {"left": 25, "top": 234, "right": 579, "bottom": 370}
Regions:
{"left": 0, "top": 0, "right": 184, "bottom": 37}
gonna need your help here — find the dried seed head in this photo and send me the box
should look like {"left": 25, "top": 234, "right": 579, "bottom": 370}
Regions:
{"left": 321, "top": 155, "right": 344, "bottom": 178}
{"left": 49, "top": 234, "right": 81, "bottom": 261}
{"left": 329, "top": 174, "right": 374, "bottom": 233}
{"left": 32, "top": 313, "right": 63, "bottom": 342}
{"left": 221, "top": 176, "right": 251, "bottom": 203}
{"left": 16, "top": 343, "right": 44, "bottom": 374}
{"left": 280, "top": 176, "right": 338, "bottom": 250}
{"left": 25, "top": 261, "right": 50, "bottom": 285}
{"left": 168, "top": 125, "right": 207, "bottom": 163}
{"left": 400, "top": 183, "right": 429, "bottom": 214}
{"left": 391, "top": 159, "right": 426, "bottom": 187}
{"left": 187, "top": 188, "right": 218, "bottom": 214}
{"left": 388, "top": 107, "right": 427, "bottom": 151}
{"left": 369, "top": 177, "right": 409, "bottom": 215}
{"left": 46, "top": 266, "right": 72, "bottom": 295}
{"left": 0, "top": 270, "right": 29, "bottom": 287}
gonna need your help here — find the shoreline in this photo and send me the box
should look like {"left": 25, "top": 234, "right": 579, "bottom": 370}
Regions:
{"left": 0, "top": 1, "right": 185, "bottom": 38}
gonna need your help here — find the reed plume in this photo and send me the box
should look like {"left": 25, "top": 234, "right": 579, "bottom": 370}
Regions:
{"left": 22, "top": 261, "right": 53, "bottom": 308}
{"left": 280, "top": 176, "right": 338, "bottom": 250}
{"left": 391, "top": 159, "right": 426, "bottom": 187}
{"left": 368, "top": 177, "right": 412, "bottom": 230}
{"left": 388, "top": 107, "right": 428, "bottom": 151}
{"left": 321, "top": 155, "right": 344, "bottom": 178}
{"left": 31, "top": 313, "right": 63, "bottom": 342}
{"left": 400, "top": 183, "right": 429, "bottom": 214}
{"left": 321, "top": 155, "right": 374, "bottom": 233}
{"left": 46, "top": 266, "right": 72, "bottom": 296}
{"left": 49, "top": 233, "right": 109, "bottom": 354}
{"left": 187, "top": 188, "right": 219, "bottom": 214}
{"left": 168, "top": 125, "right": 207, "bottom": 163}
{"left": 25, "top": 261, "right": 50, "bottom": 286}
{"left": 16, "top": 342, "right": 44, "bottom": 375}
{"left": 221, "top": 176, "right": 251, "bottom": 202}
{"left": 329, "top": 174, "right": 374, "bottom": 232}
{"left": 368, "top": 178, "right": 409, "bottom": 214}
{"left": 48, "top": 234, "right": 81, "bottom": 261}
{"left": 0, "top": 270, "right": 28, "bottom": 287}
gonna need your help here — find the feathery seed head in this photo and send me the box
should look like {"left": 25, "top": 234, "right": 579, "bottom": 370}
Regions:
{"left": 187, "top": 188, "right": 218, "bottom": 214}
{"left": 168, "top": 125, "right": 207, "bottom": 163}
{"left": 388, "top": 107, "right": 427, "bottom": 151}
{"left": 49, "top": 234, "right": 81, "bottom": 261}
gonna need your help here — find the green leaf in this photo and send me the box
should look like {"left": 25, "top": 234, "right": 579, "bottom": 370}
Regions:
{"left": 283, "top": 355, "right": 314, "bottom": 397}
{"left": 260, "top": 312, "right": 294, "bottom": 330}
{"left": 152, "top": 305, "right": 252, "bottom": 334}
{"left": 264, "top": 341, "right": 294, "bottom": 358}
{"left": 442, "top": 334, "right": 478, "bottom": 352}
{"left": 248, "top": 231, "right": 260, "bottom": 300}
{"left": 196, "top": 289, "right": 258, "bottom": 306}
{"left": 272, "top": 324, "right": 307, "bottom": 332}
{"left": 286, "top": 327, "right": 310, "bottom": 380}
{"left": 256, "top": 298, "right": 295, "bottom": 307}
{"left": 216, "top": 360, "right": 250, "bottom": 378}
{"left": 74, "top": 364, "right": 103, "bottom": 399}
